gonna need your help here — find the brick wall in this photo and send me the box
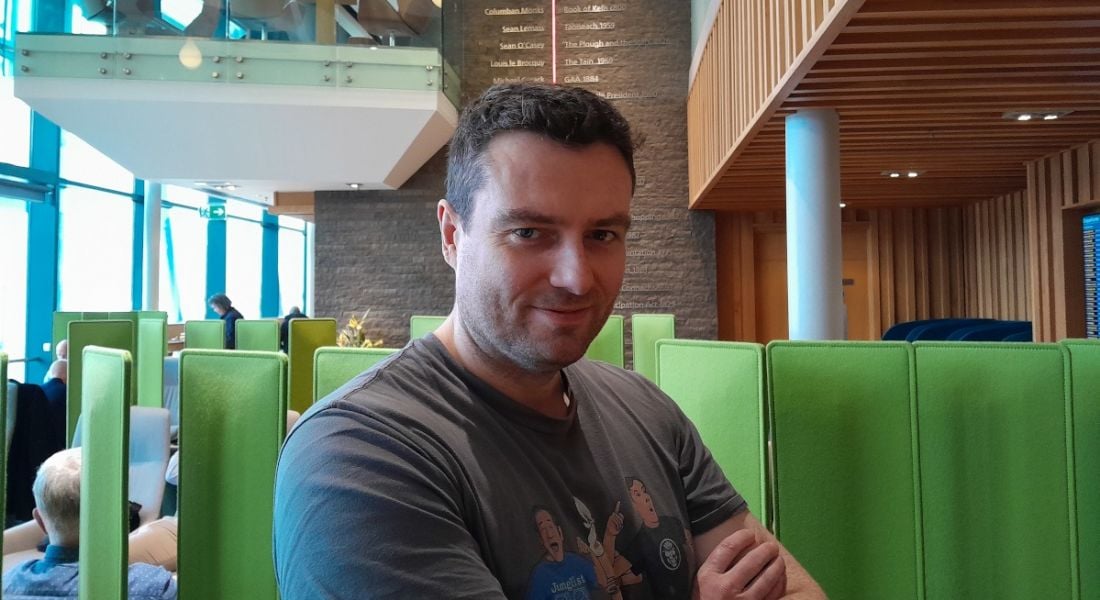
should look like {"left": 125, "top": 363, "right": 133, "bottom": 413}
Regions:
{"left": 315, "top": 1, "right": 716, "bottom": 355}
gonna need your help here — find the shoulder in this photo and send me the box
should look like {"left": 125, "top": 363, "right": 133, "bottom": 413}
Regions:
{"left": 127, "top": 563, "right": 176, "bottom": 595}
{"left": 568, "top": 359, "right": 684, "bottom": 422}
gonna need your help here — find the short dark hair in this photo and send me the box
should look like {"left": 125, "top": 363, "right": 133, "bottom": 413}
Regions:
{"left": 445, "top": 83, "right": 639, "bottom": 223}
{"left": 208, "top": 293, "right": 232, "bottom": 311}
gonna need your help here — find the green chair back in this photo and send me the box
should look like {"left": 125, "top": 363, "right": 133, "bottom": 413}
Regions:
{"left": 914, "top": 342, "right": 1074, "bottom": 600}
{"left": 108, "top": 311, "right": 140, "bottom": 352}
{"left": 136, "top": 317, "right": 166, "bottom": 408}
{"left": 78, "top": 347, "right": 131, "bottom": 600}
{"left": 288, "top": 319, "right": 337, "bottom": 413}
{"left": 67, "top": 320, "right": 134, "bottom": 444}
{"left": 767, "top": 341, "right": 920, "bottom": 600}
{"left": 314, "top": 347, "right": 398, "bottom": 402}
{"left": 52, "top": 311, "right": 83, "bottom": 350}
{"left": 409, "top": 315, "right": 446, "bottom": 340}
{"left": 1064, "top": 339, "right": 1099, "bottom": 600}
{"left": 631, "top": 314, "right": 675, "bottom": 382}
{"left": 185, "top": 319, "right": 225, "bottom": 350}
{"left": 236, "top": 320, "right": 281, "bottom": 352}
{"left": 585, "top": 315, "right": 625, "bottom": 367}
{"left": 178, "top": 350, "right": 287, "bottom": 600}
{"left": 656, "top": 340, "right": 767, "bottom": 525}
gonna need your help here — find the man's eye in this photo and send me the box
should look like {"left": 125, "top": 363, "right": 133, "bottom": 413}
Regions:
{"left": 512, "top": 228, "right": 536, "bottom": 239}
{"left": 591, "top": 230, "right": 617, "bottom": 242}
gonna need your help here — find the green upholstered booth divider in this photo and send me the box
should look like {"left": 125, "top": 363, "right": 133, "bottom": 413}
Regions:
{"left": 914, "top": 343, "right": 1075, "bottom": 600}
{"left": 82, "top": 312, "right": 109, "bottom": 321}
{"left": 52, "top": 311, "right": 82, "bottom": 349}
{"left": 178, "top": 350, "right": 287, "bottom": 600}
{"left": 409, "top": 315, "right": 446, "bottom": 340}
{"left": 79, "top": 347, "right": 131, "bottom": 600}
{"left": 585, "top": 315, "right": 625, "bottom": 367}
{"left": 767, "top": 342, "right": 921, "bottom": 600}
{"left": 1064, "top": 339, "right": 1099, "bottom": 600}
{"left": 631, "top": 314, "right": 675, "bottom": 383}
{"left": 136, "top": 318, "right": 166, "bottom": 408}
{"left": 67, "top": 320, "right": 134, "bottom": 444}
{"left": 236, "top": 319, "right": 280, "bottom": 352}
{"left": 314, "top": 347, "right": 398, "bottom": 402}
{"left": 288, "top": 318, "right": 337, "bottom": 413}
{"left": 185, "top": 319, "right": 224, "bottom": 350}
{"left": 656, "top": 340, "right": 768, "bottom": 525}
{"left": 108, "top": 311, "right": 139, "bottom": 349}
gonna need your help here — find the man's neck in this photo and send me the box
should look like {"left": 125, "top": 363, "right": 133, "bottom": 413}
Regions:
{"left": 435, "top": 317, "right": 569, "bottom": 418}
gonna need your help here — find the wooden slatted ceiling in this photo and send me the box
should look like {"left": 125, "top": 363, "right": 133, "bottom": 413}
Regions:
{"left": 694, "top": 0, "right": 1100, "bottom": 211}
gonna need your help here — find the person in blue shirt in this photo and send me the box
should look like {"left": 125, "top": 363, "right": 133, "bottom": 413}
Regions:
{"left": 2, "top": 448, "right": 177, "bottom": 600}
{"left": 208, "top": 293, "right": 244, "bottom": 349}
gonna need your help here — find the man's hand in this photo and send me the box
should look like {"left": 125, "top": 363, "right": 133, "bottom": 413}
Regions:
{"left": 694, "top": 529, "right": 786, "bottom": 600}
{"left": 606, "top": 501, "right": 624, "bottom": 537}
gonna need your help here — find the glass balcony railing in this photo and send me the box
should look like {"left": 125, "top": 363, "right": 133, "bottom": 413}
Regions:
{"left": 14, "top": 0, "right": 461, "bottom": 104}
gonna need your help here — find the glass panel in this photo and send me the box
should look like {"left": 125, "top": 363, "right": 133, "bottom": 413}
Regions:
{"left": 58, "top": 185, "right": 135, "bottom": 311}
{"left": 0, "top": 57, "right": 31, "bottom": 168}
{"left": 0, "top": 196, "right": 28, "bottom": 381}
{"left": 164, "top": 184, "right": 208, "bottom": 209}
{"left": 158, "top": 203, "right": 208, "bottom": 322}
{"left": 278, "top": 227, "right": 304, "bottom": 314}
{"left": 226, "top": 198, "right": 264, "bottom": 221}
{"left": 225, "top": 216, "right": 262, "bottom": 319}
{"left": 59, "top": 131, "right": 134, "bottom": 193}
{"left": 278, "top": 214, "right": 305, "bottom": 232}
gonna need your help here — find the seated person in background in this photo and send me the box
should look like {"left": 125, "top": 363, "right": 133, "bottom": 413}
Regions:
{"left": 40, "top": 358, "right": 66, "bottom": 419}
{"left": 207, "top": 293, "right": 244, "bottom": 350}
{"left": 2, "top": 449, "right": 177, "bottom": 599}
{"left": 279, "top": 306, "right": 306, "bottom": 353}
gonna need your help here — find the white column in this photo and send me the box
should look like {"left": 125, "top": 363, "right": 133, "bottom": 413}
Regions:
{"left": 142, "top": 181, "right": 162, "bottom": 310}
{"left": 304, "top": 221, "right": 316, "bottom": 315}
{"left": 785, "top": 108, "right": 844, "bottom": 340}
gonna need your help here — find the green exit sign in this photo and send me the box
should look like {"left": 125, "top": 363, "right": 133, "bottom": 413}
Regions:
{"left": 199, "top": 205, "right": 226, "bottom": 220}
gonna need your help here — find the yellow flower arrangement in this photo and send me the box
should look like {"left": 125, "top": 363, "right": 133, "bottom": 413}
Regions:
{"left": 337, "top": 310, "right": 385, "bottom": 348}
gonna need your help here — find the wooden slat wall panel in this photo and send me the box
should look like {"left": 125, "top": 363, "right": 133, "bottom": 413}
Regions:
{"left": 1026, "top": 139, "right": 1100, "bottom": 341}
{"left": 688, "top": 0, "right": 858, "bottom": 205}
{"left": 962, "top": 190, "right": 1030, "bottom": 322}
{"left": 715, "top": 205, "right": 968, "bottom": 342}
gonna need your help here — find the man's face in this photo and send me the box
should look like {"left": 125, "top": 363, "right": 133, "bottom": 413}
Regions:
{"left": 447, "top": 132, "right": 632, "bottom": 373}
{"left": 535, "top": 510, "right": 566, "bottom": 561}
{"left": 629, "top": 479, "right": 659, "bottom": 528}
{"left": 210, "top": 304, "right": 226, "bottom": 316}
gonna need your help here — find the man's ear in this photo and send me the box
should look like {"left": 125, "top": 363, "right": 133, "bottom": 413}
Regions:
{"left": 438, "top": 199, "right": 462, "bottom": 270}
{"left": 32, "top": 508, "right": 46, "bottom": 534}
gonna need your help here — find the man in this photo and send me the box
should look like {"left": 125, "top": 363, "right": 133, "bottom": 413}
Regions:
{"left": 526, "top": 507, "right": 600, "bottom": 600}
{"left": 2, "top": 448, "right": 177, "bottom": 599}
{"left": 274, "top": 83, "right": 824, "bottom": 599}
{"left": 207, "top": 293, "right": 244, "bottom": 349}
{"left": 279, "top": 306, "right": 306, "bottom": 353}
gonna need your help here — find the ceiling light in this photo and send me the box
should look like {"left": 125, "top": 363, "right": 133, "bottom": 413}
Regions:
{"left": 178, "top": 38, "right": 202, "bottom": 70}
{"left": 1043, "top": 114, "right": 1059, "bottom": 121}
{"left": 889, "top": 172, "right": 900, "bottom": 178}
{"left": 1016, "top": 114, "right": 1033, "bottom": 121}
{"left": 839, "top": 202, "right": 847, "bottom": 208}
{"left": 347, "top": 183, "right": 362, "bottom": 189}
{"left": 907, "top": 171, "right": 919, "bottom": 178}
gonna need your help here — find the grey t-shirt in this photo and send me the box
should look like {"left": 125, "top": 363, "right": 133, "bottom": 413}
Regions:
{"left": 274, "top": 335, "right": 746, "bottom": 599}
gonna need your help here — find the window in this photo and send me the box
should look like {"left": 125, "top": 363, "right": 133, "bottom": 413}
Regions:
{"left": 0, "top": 196, "right": 28, "bottom": 380}
{"left": 58, "top": 186, "right": 134, "bottom": 311}
{"left": 60, "top": 131, "right": 133, "bottom": 193}
{"left": 225, "top": 215, "right": 263, "bottom": 319}
{"left": 278, "top": 218, "right": 305, "bottom": 314}
{"left": 158, "top": 200, "right": 208, "bottom": 322}
{"left": 0, "top": 58, "right": 31, "bottom": 168}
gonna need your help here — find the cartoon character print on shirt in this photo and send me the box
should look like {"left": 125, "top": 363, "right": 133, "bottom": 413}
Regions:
{"left": 572, "top": 497, "right": 643, "bottom": 600}
{"left": 621, "top": 477, "right": 698, "bottom": 600}
{"left": 526, "top": 505, "right": 600, "bottom": 600}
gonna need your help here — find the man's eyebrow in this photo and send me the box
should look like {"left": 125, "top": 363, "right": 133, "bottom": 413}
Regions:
{"left": 594, "top": 214, "right": 632, "bottom": 230}
{"left": 492, "top": 209, "right": 563, "bottom": 228}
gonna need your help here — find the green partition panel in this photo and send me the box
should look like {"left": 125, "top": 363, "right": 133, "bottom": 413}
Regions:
{"left": 585, "top": 315, "right": 625, "bottom": 367}
{"left": 314, "top": 347, "right": 398, "bottom": 402}
{"left": 1064, "top": 340, "right": 1099, "bottom": 600}
{"left": 631, "top": 314, "right": 675, "bottom": 382}
{"left": 236, "top": 320, "right": 281, "bottom": 352}
{"left": 79, "top": 347, "right": 131, "bottom": 600}
{"left": 138, "top": 311, "right": 169, "bottom": 355}
{"left": 136, "top": 318, "right": 166, "bottom": 408}
{"left": 185, "top": 319, "right": 225, "bottom": 350}
{"left": 67, "top": 321, "right": 134, "bottom": 444}
{"left": 656, "top": 340, "right": 767, "bottom": 524}
{"left": 178, "top": 350, "right": 287, "bottom": 600}
{"left": 52, "top": 311, "right": 83, "bottom": 349}
{"left": 915, "top": 343, "right": 1074, "bottom": 600}
{"left": 409, "top": 315, "right": 446, "bottom": 340}
{"left": 108, "top": 311, "right": 139, "bottom": 348}
{"left": 767, "top": 342, "right": 920, "bottom": 600}
{"left": 288, "top": 319, "right": 337, "bottom": 413}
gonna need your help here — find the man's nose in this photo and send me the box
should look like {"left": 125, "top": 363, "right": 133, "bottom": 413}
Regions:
{"left": 548, "top": 241, "right": 596, "bottom": 296}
